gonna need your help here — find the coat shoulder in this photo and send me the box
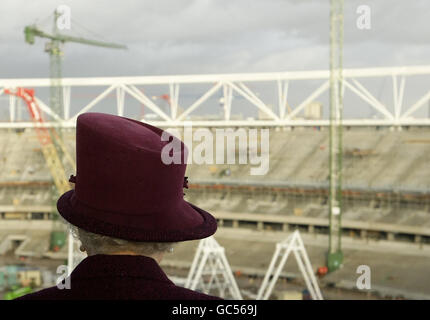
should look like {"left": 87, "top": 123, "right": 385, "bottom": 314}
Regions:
{"left": 15, "top": 286, "right": 69, "bottom": 300}
{"left": 15, "top": 283, "right": 222, "bottom": 300}
{"left": 165, "top": 284, "right": 222, "bottom": 300}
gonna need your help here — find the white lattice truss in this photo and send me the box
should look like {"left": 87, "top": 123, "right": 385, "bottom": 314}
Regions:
{"left": 257, "top": 230, "right": 323, "bottom": 300}
{"left": 1, "top": 65, "right": 430, "bottom": 128}
{"left": 185, "top": 236, "right": 242, "bottom": 300}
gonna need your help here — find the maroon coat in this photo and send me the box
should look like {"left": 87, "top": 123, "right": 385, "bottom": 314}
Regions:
{"left": 17, "top": 254, "right": 221, "bottom": 300}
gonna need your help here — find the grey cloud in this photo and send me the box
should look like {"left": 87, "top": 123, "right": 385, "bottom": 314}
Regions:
{"left": 0, "top": 0, "right": 429, "bottom": 80}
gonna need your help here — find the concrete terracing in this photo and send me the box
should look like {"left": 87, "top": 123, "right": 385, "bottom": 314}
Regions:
{"left": 0, "top": 220, "right": 53, "bottom": 257}
{"left": 0, "top": 127, "right": 429, "bottom": 241}
{"left": 0, "top": 127, "right": 429, "bottom": 190}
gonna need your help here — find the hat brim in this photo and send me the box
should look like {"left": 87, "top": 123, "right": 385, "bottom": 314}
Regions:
{"left": 57, "top": 190, "right": 217, "bottom": 242}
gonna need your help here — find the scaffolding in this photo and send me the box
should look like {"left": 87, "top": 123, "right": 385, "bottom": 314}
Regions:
{"left": 257, "top": 230, "right": 323, "bottom": 300}
{"left": 185, "top": 237, "right": 242, "bottom": 299}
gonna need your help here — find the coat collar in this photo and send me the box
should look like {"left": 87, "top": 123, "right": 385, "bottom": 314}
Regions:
{"left": 71, "top": 254, "right": 174, "bottom": 284}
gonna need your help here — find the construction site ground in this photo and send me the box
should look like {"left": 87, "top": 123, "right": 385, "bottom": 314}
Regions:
{"left": 2, "top": 226, "right": 429, "bottom": 300}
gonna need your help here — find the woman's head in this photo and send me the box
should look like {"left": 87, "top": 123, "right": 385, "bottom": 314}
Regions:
{"left": 57, "top": 113, "right": 217, "bottom": 246}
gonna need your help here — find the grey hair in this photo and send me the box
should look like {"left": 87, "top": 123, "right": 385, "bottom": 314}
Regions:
{"left": 66, "top": 222, "right": 176, "bottom": 256}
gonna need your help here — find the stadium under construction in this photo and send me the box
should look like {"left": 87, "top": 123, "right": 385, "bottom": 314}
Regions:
{"left": 1, "top": 65, "right": 430, "bottom": 299}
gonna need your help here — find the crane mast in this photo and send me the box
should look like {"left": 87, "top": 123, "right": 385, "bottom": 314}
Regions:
{"left": 327, "top": 0, "right": 344, "bottom": 272}
{"left": 49, "top": 11, "right": 63, "bottom": 120}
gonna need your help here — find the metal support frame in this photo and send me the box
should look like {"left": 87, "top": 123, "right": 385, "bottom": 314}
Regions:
{"left": 63, "top": 86, "right": 71, "bottom": 120}
{"left": 116, "top": 86, "right": 125, "bottom": 116}
{"left": 222, "top": 83, "right": 233, "bottom": 120}
{"left": 1, "top": 65, "right": 430, "bottom": 128}
{"left": 185, "top": 237, "right": 242, "bottom": 300}
{"left": 8, "top": 94, "right": 16, "bottom": 122}
{"left": 327, "top": 0, "right": 344, "bottom": 272}
{"left": 169, "top": 82, "right": 179, "bottom": 119}
{"left": 67, "top": 233, "right": 86, "bottom": 275}
{"left": 257, "top": 230, "right": 323, "bottom": 300}
{"left": 277, "top": 79, "right": 289, "bottom": 119}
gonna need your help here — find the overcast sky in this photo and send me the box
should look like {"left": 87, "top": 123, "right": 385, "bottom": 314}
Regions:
{"left": 1, "top": 0, "right": 430, "bottom": 119}
{"left": 1, "top": 0, "right": 429, "bottom": 77}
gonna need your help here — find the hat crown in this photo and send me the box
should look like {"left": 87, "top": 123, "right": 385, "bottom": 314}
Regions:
{"left": 78, "top": 112, "right": 170, "bottom": 153}
{"left": 74, "top": 113, "right": 186, "bottom": 215}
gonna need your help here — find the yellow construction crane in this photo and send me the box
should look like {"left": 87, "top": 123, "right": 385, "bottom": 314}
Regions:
{"left": 24, "top": 10, "right": 127, "bottom": 120}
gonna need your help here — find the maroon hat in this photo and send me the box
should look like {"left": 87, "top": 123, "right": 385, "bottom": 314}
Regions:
{"left": 57, "top": 112, "right": 217, "bottom": 242}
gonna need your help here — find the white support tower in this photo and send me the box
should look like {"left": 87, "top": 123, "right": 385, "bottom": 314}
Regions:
{"left": 185, "top": 237, "right": 242, "bottom": 300}
{"left": 257, "top": 230, "right": 323, "bottom": 300}
{"left": 67, "top": 233, "right": 86, "bottom": 275}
